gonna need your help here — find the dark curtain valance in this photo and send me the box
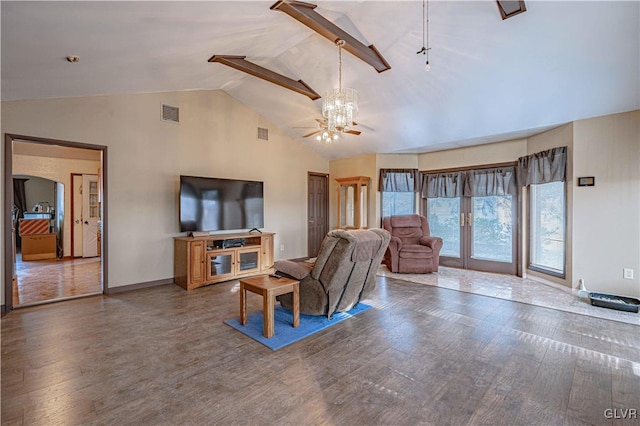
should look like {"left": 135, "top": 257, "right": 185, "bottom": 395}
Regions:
{"left": 421, "top": 166, "right": 517, "bottom": 198}
{"left": 465, "top": 166, "right": 518, "bottom": 197}
{"left": 379, "top": 168, "right": 420, "bottom": 192}
{"left": 517, "top": 146, "right": 567, "bottom": 186}
{"left": 421, "top": 171, "right": 464, "bottom": 198}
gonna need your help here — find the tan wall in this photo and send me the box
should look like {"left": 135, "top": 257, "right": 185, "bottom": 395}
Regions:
{"left": 418, "top": 139, "right": 527, "bottom": 171}
{"left": 1, "top": 90, "right": 328, "bottom": 299}
{"left": 572, "top": 110, "right": 640, "bottom": 297}
{"left": 13, "top": 154, "right": 101, "bottom": 257}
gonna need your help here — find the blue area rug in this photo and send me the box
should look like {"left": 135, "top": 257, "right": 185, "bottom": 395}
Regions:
{"left": 224, "top": 303, "right": 372, "bottom": 351}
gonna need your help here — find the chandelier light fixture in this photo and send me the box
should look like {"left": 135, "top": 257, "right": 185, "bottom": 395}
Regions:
{"left": 315, "top": 129, "right": 340, "bottom": 144}
{"left": 322, "top": 39, "right": 359, "bottom": 135}
{"left": 416, "top": 0, "right": 431, "bottom": 71}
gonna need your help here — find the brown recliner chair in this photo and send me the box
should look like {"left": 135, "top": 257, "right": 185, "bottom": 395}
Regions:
{"left": 382, "top": 214, "right": 443, "bottom": 274}
{"left": 274, "top": 228, "right": 390, "bottom": 318}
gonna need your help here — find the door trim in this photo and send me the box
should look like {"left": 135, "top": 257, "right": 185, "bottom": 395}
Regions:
{"left": 3, "top": 133, "right": 108, "bottom": 312}
{"left": 307, "top": 172, "right": 329, "bottom": 258}
{"left": 70, "top": 173, "right": 82, "bottom": 257}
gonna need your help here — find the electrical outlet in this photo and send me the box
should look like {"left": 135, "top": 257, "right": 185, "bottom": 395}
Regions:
{"left": 623, "top": 268, "right": 634, "bottom": 280}
{"left": 280, "top": 244, "right": 285, "bottom": 252}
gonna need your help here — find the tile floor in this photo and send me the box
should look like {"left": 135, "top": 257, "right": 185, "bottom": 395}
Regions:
{"left": 377, "top": 266, "right": 640, "bottom": 326}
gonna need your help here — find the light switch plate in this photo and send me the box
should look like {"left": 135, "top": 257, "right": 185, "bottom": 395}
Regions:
{"left": 623, "top": 268, "right": 634, "bottom": 279}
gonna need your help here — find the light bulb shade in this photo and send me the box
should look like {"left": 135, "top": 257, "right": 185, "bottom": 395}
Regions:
{"left": 322, "top": 87, "right": 358, "bottom": 132}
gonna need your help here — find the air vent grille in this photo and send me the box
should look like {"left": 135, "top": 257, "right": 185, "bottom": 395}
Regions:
{"left": 257, "top": 127, "right": 269, "bottom": 141}
{"left": 162, "top": 104, "right": 179, "bottom": 123}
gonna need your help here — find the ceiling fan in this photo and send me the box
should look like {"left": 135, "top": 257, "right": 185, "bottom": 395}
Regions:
{"left": 297, "top": 118, "right": 362, "bottom": 143}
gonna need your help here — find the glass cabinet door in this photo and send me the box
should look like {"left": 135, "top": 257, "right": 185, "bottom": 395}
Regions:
{"left": 207, "top": 250, "right": 234, "bottom": 280}
{"left": 336, "top": 176, "right": 370, "bottom": 229}
{"left": 339, "top": 184, "right": 356, "bottom": 227}
{"left": 237, "top": 248, "right": 260, "bottom": 274}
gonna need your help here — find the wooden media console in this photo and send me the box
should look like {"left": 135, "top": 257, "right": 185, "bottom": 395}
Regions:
{"left": 174, "top": 232, "right": 274, "bottom": 290}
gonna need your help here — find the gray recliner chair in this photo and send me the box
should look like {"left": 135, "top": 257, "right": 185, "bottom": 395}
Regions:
{"left": 274, "top": 228, "right": 390, "bottom": 318}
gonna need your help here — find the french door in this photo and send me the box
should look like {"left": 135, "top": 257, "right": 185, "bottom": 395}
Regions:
{"left": 426, "top": 194, "right": 517, "bottom": 275}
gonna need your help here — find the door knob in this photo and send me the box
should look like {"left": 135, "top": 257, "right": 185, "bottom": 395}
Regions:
{"left": 84, "top": 221, "right": 89, "bottom": 225}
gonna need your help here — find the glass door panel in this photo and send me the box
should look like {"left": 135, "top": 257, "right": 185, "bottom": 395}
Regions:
{"left": 426, "top": 198, "right": 462, "bottom": 268}
{"left": 426, "top": 195, "right": 517, "bottom": 274}
{"left": 466, "top": 194, "right": 517, "bottom": 274}
{"left": 470, "top": 196, "right": 513, "bottom": 262}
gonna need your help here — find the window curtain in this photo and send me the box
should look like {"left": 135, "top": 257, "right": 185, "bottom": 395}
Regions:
{"left": 420, "top": 171, "right": 464, "bottom": 198}
{"left": 465, "top": 166, "right": 518, "bottom": 197}
{"left": 379, "top": 168, "right": 420, "bottom": 192}
{"left": 421, "top": 166, "right": 517, "bottom": 198}
{"left": 517, "top": 146, "right": 567, "bottom": 186}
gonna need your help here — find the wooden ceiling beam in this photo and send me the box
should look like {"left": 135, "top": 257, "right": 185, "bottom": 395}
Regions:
{"left": 270, "top": 1, "right": 391, "bottom": 73}
{"left": 496, "top": 0, "right": 526, "bottom": 20}
{"left": 208, "top": 55, "right": 320, "bottom": 100}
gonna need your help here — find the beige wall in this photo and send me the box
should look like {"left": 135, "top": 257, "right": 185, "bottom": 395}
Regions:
{"left": 13, "top": 154, "right": 101, "bottom": 257}
{"left": 1, "top": 90, "right": 328, "bottom": 300}
{"left": 572, "top": 111, "right": 640, "bottom": 297}
{"left": 418, "top": 139, "right": 527, "bottom": 171}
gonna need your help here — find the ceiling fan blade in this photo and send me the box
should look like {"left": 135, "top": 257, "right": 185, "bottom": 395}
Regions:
{"left": 345, "top": 130, "right": 362, "bottom": 135}
{"left": 315, "top": 118, "right": 327, "bottom": 126}
{"left": 354, "top": 122, "right": 375, "bottom": 131}
{"left": 303, "top": 130, "right": 322, "bottom": 138}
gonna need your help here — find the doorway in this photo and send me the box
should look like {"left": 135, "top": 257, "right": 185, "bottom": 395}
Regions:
{"left": 426, "top": 195, "right": 517, "bottom": 275}
{"left": 422, "top": 163, "right": 520, "bottom": 276}
{"left": 4, "top": 134, "right": 108, "bottom": 311}
{"left": 307, "top": 172, "right": 329, "bottom": 258}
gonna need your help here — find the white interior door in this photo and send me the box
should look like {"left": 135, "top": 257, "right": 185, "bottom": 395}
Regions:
{"left": 73, "top": 174, "right": 83, "bottom": 257}
{"left": 82, "top": 174, "right": 99, "bottom": 258}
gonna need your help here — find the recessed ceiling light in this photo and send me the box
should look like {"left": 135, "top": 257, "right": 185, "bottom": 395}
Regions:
{"left": 66, "top": 55, "right": 80, "bottom": 63}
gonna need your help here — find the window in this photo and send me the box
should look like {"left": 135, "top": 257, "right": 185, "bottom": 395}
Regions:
{"left": 382, "top": 191, "right": 415, "bottom": 218}
{"left": 529, "top": 181, "right": 565, "bottom": 275}
{"left": 379, "top": 168, "right": 419, "bottom": 220}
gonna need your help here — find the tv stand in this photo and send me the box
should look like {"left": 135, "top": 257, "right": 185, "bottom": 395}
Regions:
{"left": 174, "top": 232, "right": 274, "bottom": 290}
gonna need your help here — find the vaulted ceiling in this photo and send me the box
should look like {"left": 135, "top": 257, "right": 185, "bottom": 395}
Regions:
{"left": 2, "top": 1, "right": 639, "bottom": 159}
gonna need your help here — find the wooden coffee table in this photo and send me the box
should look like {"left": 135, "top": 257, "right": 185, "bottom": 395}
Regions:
{"left": 239, "top": 275, "right": 300, "bottom": 338}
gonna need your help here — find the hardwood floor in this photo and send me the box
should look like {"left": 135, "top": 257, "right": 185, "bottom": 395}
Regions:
{"left": 12, "top": 254, "right": 102, "bottom": 307}
{"left": 2, "top": 276, "right": 639, "bottom": 425}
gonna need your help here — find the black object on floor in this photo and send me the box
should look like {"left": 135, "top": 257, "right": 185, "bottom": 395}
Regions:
{"left": 588, "top": 292, "right": 640, "bottom": 313}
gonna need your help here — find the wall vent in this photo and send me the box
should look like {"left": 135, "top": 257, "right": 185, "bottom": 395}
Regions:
{"left": 257, "top": 127, "right": 269, "bottom": 141}
{"left": 162, "top": 104, "right": 179, "bottom": 123}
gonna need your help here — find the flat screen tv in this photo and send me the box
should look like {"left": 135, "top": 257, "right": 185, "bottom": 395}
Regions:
{"left": 179, "top": 175, "right": 264, "bottom": 233}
